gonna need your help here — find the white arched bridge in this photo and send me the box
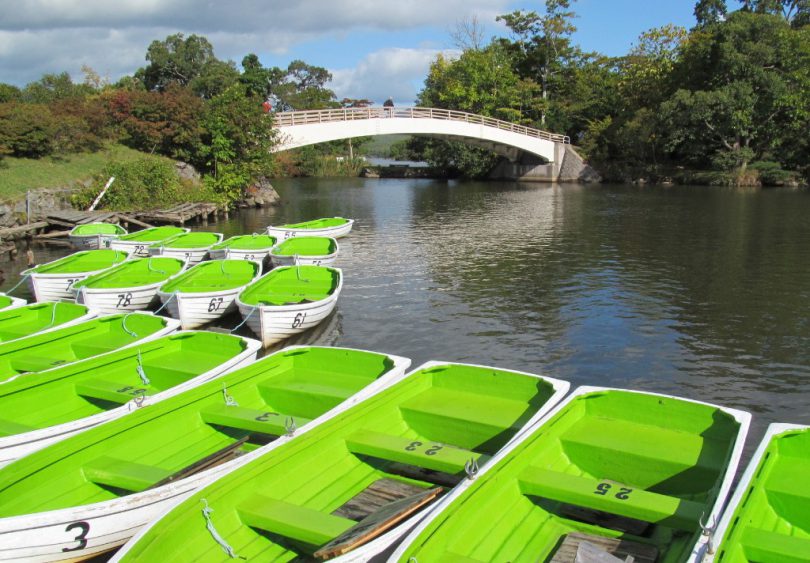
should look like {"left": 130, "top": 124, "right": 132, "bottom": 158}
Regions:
{"left": 273, "top": 106, "right": 570, "bottom": 163}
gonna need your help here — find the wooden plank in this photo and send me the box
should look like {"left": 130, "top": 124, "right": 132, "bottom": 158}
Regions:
{"left": 150, "top": 437, "right": 249, "bottom": 489}
{"left": 120, "top": 215, "right": 154, "bottom": 229}
{"left": 34, "top": 230, "right": 71, "bottom": 239}
{"left": 0, "top": 222, "right": 49, "bottom": 237}
{"left": 333, "top": 479, "right": 429, "bottom": 521}
{"left": 550, "top": 532, "right": 658, "bottom": 563}
{"left": 384, "top": 462, "right": 464, "bottom": 488}
{"left": 314, "top": 487, "right": 442, "bottom": 560}
{"left": 45, "top": 218, "right": 78, "bottom": 229}
{"left": 559, "top": 504, "right": 650, "bottom": 536}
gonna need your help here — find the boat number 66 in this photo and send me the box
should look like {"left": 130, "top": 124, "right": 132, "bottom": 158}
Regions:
{"left": 593, "top": 482, "right": 633, "bottom": 500}
{"left": 62, "top": 521, "right": 90, "bottom": 552}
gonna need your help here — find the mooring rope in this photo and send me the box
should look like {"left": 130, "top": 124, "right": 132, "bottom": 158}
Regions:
{"left": 201, "top": 499, "right": 244, "bottom": 559}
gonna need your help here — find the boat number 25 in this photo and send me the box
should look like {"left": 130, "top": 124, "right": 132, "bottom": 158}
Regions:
{"left": 404, "top": 441, "right": 443, "bottom": 456}
{"left": 62, "top": 521, "right": 90, "bottom": 552}
{"left": 208, "top": 297, "right": 224, "bottom": 312}
{"left": 291, "top": 312, "right": 307, "bottom": 328}
{"left": 593, "top": 482, "right": 633, "bottom": 500}
{"left": 116, "top": 292, "right": 133, "bottom": 308}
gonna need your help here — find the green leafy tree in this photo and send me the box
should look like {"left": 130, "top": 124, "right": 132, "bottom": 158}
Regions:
{"left": 0, "top": 103, "right": 56, "bottom": 157}
{"left": 21, "top": 72, "right": 93, "bottom": 103}
{"left": 0, "top": 84, "right": 21, "bottom": 103}
{"left": 271, "top": 60, "right": 337, "bottom": 111}
{"left": 694, "top": 0, "right": 728, "bottom": 27}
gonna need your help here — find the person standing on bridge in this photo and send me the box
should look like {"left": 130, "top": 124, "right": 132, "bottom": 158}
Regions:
{"left": 383, "top": 97, "right": 394, "bottom": 116}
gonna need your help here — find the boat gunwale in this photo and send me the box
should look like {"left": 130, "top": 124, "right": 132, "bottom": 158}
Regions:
{"left": 157, "top": 261, "right": 259, "bottom": 295}
{"left": 0, "top": 295, "right": 27, "bottom": 311}
{"left": 73, "top": 258, "right": 188, "bottom": 293}
{"left": 0, "top": 331, "right": 262, "bottom": 463}
{"left": 266, "top": 218, "right": 354, "bottom": 238}
{"left": 22, "top": 250, "right": 132, "bottom": 278}
{"left": 210, "top": 235, "right": 278, "bottom": 252}
{"left": 384, "top": 384, "right": 752, "bottom": 563}
{"left": 707, "top": 421, "right": 809, "bottom": 563}
{"left": 268, "top": 236, "right": 339, "bottom": 261}
{"left": 148, "top": 233, "right": 224, "bottom": 251}
{"left": 236, "top": 267, "right": 343, "bottom": 311}
{"left": 69, "top": 223, "right": 128, "bottom": 237}
{"left": 114, "top": 227, "right": 191, "bottom": 244}
{"left": 0, "top": 345, "right": 411, "bottom": 535}
{"left": 0, "top": 303, "right": 98, "bottom": 343}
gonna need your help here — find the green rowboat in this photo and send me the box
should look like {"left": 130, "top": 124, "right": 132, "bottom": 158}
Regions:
{"left": 0, "top": 346, "right": 410, "bottom": 561}
{"left": 710, "top": 423, "right": 810, "bottom": 562}
{"left": 0, "top": 330, "right": 260, "bottom": 466}
{"left": 148, "top": 232, "right": 224, "bottom": 264}
{"left": 23, "top": 249, "right": 130, "bottom": 301}
{"left": 270, "top": 236, "right": 339, "bottom": 267}
{"left": 158, "top": 260, "right": 260, "bottom": 329}
{"left": 111, "top": 361, "right": 570, "bottom": 561}
{"left": 73, "top": 257, "right": 186, "bottom": 313}
{"left": 0, "top": 301, "right": 94, "bottom": 343}
{"left": 209, "top": 234, "right": 277, "bottom": 263}
{"left": 110, "top": 226, "right": 190, "bottom": 257}
{"left": 267, "top": 216, "right": 354, "bottom": 240}
{"left": 236, "top": 265, "right": 343, "bottom": 347}
{"left": 0, "top": 312, "right": 179, "bottom": 384}
{"left": 392, "top": 386, "right": 751, "bottom": 563}
{"left": 69, "top": 222, "right": 128, "bottom": 249}
{"left": 0, "top": 293, "right": 26, "bottom": 311}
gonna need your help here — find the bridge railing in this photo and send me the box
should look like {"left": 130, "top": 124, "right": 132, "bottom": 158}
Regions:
{"left": 273, "top": 107, "right": 570, "bottom": 144}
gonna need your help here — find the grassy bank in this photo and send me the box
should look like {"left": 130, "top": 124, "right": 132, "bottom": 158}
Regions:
{"left": 0, "top": 144, "right": 175, "bottom": 202}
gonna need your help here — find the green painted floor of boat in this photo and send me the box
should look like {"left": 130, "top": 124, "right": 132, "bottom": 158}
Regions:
{"left": 114, "top": 363, "right": 559, "bottom": 562}
{"left": 160, "top": 260, "right": 259, "bottom": 293}
{"left": 0, "top": 295, "right": 15, "bottom": 310}
{"left": 272, "top": 236, "right": 337, "bottom": 256}
{"left": 0, "top": 346, "right": 399, "bottom": 518}
{"left": 239, "top": 266, "right": 339, "bottom": 306}
{"left": 27, "top": 249, "right": 129, "bottom": 275}
{"left": 117, "top": 226, "right": 188, "bottom": 242}
{"left": 70, "top": 223, "right": 127, "bottom": 236}
{"left": 150, "top": 232, "right": 222, "bottom": 249}
{"left": 278, "top": 217, "right": 349, "bottom": 229}
{"left": 211, "top": 235, "right": 277, "bottom": 250}
{"left": 715, "top": 427, "right": 810, "bottom": 563}
{"left": 0, "top": 331, "right": 249, "bottom": 438}
{"left": 0, "top": 302, "right": 89, "bottom": 342}
{"left": 397, "top": 390, "right": 742, "bottom": 563}
{"left": 0, "top": 314, "right": 171, "bottom": 382}
{"left": 73, "top": 257, "right": 185, "bottom": 290}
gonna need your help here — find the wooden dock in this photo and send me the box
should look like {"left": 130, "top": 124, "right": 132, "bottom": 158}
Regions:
{"left": 135, "top": 203, "right": 224, "bottom": 226}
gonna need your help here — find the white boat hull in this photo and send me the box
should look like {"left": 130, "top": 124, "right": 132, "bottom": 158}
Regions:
{"left": 110, "top": 230, "right": 190, "bottom": 258}
{"left": 236, "top": 273, "right": 343, "bottom": 347}
{"left": 0, "top": 348, "right": 411, "bottom": 563}
{"left": 76, "top": 278, "right": 174, "bottom": 315}
{"left": 157, "top": 288, "right": 243, "bottom": 330}
{"left": 208, "top": 247, "right": 271, "bottom": 263}
{"left": 267, "top": 219, "right": 353, "bottom": 241}
{"left": 148, "top": 245, "right": 216, "bottom": 265}
{"left": 26, "top": 271, "right": 106, "bottom": 302}
{"left": 0, "top": 333, "right": 261, "bottom": 469}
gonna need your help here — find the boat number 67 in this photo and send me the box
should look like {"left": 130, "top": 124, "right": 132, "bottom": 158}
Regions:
{"left": 62, "top": 521, "right": 90, "bottom": 552}
{"left": 208, "top": 297, "right": 224, "bottom": 312}
{"left": 593, "top": 482, "right": 633, "bottom": 500}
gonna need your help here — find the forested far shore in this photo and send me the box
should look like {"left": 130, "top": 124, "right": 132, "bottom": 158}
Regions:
{"left": 1, "top": 0, "right": 808, "bottom": 207}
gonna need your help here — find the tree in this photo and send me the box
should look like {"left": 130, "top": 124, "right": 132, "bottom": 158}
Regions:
{"left": 0, "top": 83, "right": 21, "bottom": 103}
{"left": 240, "top": 54, "right": 273, "bottom": 99}
{"left": 694, "top": 0, "right": 728, "bottom": 27}
{"left": 619, "top": 25, "right": 688, "bottom": 108}
{"left": 0, "top": 103, "right": 56, "bottom": 157}
{"left": 138, "top": 34, "right": 228, "bottom": 96}
{"left": 740, "top": 0, "right": 810, "bottom": 26}
{"left": 269, "top": 60, "right": 337, "bottom": 111}
{"left": 21, "top": 72, "right": 93, "bottom": 103}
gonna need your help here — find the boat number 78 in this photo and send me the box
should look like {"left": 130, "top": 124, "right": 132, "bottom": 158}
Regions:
{"left": 593, "top": 482, "right": 633, "bottom": 500}
{"left": 61, "top": 521, "right": 90, "bottom": 552}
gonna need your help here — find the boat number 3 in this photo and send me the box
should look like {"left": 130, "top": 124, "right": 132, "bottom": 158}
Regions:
{"left": 255, "top": 412, "right": 279, "bottom": 422}
{"left": 116, "top": 292, "right": 133, "bottom": 308}
{"left": 291, "top": 312, "right": 307, "bottom": 328}
{"left": 66, "top": 278, "right": 80, "bottom": 289}
{"left": 208, "top": 297, "right": 224, "bottom": 312}
{"left": 593, "top": 482, "right": 633, "bottom": 500}
{"left": 404, "top": 441, "right": 443, "bottom": 456}
{"left": 62, "top": 521, "right": 90, "bottom": 552}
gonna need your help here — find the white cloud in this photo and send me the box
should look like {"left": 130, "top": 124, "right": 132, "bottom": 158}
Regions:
{"left": 329, "top": 47, "right": 459, "bottom": 106}
{"left": 0, "top": 0, "right": 509, "bottom": 88}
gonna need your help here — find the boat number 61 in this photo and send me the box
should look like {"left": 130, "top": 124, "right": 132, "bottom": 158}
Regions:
{"left": 593, "top": 482, "right": 633, "bottom": 500}
{"left": 62, "top": 521, "right": 90, "bottom": 552}
{"left": 291, "top": 312, "right": 307, "bottom": 328}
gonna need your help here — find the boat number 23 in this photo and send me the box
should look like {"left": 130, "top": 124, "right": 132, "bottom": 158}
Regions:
{"left": 593, "top": 482, "right": 633, "bottom": 500}
{"left": 62, "top": 521, "right": 90, "bottom": 552}
{"left": 404, "top": 441, "right": 443, "bottom": 456}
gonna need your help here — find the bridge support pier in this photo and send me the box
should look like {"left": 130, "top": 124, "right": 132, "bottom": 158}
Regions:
{"left": 488, "top": 144, "right": 601, "bottom": 183}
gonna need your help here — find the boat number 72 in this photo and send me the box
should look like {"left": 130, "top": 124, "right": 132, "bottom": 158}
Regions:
{"left": 66, "top": 278, "right": 80, "bottom": 290}
{"left": 61, "top": 521, "right": 90, "bottom": 552}
{"left": 593, "top": 482, "right": 633, "bottom": 500}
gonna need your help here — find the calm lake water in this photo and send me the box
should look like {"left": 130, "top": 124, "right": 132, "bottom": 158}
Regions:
{"left": 4, "top": 178, "right": 810, "bottom": 453}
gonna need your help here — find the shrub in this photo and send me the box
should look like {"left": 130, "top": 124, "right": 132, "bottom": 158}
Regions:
{"left": 0, "top": 103, "right": 56, "bottom": 157}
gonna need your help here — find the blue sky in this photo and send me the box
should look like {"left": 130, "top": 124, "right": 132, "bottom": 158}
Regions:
{"left": 0, "top": 0, "right": 743, "bottom": 105}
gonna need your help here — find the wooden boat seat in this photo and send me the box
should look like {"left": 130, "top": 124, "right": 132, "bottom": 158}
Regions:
{"left": 83, "top": 456, "right": 172, "bottom": 492}
{"left": 200, "top": 404, "right": 310, "bottom": 436}
{"left": 739, "top": 527, "right": 810, "bottom": 560}
{"left": 237, "top": 495, "right": 354, "bottom": 546}
{"left": 345, "top": 430, "right": 488, "bottom": 474}
{"left": 76, "top": 379, "right": 149, "bottom": 404}
{"left": 518, "top": 467, "right": 704, "bottom": 532}
{"left": 0, "top": 417, "right": 36, "bottom": 437}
